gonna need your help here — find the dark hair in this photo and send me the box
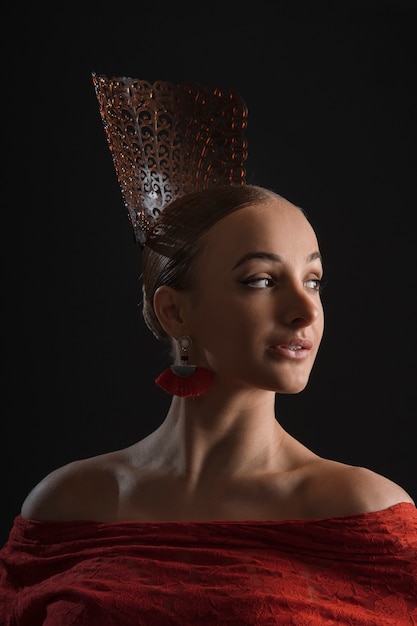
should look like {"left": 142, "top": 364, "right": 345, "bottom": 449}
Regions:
{"left": 141, "top": 184, "right": 279, "bottom": 341}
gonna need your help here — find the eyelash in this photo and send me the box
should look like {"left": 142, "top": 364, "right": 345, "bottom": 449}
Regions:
{"left": 242, "top": 276, "right": 326, "bottom": 292}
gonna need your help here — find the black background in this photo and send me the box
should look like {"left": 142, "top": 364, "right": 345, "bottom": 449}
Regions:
{"left": 4, "top": 1, "right": 417, "bottom": 546}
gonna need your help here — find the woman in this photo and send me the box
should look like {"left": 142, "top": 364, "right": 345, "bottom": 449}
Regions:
{"left": 20, "top": 184, "right": 414, "bottom": 523}
{"left": 1, "top": 77, "right": 416, "bottom": 625}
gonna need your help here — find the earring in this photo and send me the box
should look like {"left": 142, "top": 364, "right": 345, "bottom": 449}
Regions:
{"left": 155, "top": 335, "right": 214, "bottom": 397}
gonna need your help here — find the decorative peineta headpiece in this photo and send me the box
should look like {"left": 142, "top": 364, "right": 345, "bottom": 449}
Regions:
{"left": 92, "top": 73, "right": 248, "bottom": 247}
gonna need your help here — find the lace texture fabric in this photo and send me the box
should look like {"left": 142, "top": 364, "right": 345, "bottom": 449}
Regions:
{"left": 1, "top": 503, "right": 416, "bottom": 625}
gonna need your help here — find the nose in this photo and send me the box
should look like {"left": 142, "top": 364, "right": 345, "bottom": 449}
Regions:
{"left": 279, "top": 283, "right": 322, "bottom": 328}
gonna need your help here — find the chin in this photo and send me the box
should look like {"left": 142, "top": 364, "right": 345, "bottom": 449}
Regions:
{"left": 270, "top": 376, "right": 311, "bottom": 395}
{"left": 278, "top": 385, "right": 309, "bottom": 395}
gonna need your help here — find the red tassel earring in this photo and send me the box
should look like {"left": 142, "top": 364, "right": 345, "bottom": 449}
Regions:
{"left": 155, "top": 335, "right": 214, "bottom": 398}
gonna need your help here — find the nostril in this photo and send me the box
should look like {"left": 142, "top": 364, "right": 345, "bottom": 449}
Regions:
{"left": 290, "top": 316, "right": 309, "bottom": 327}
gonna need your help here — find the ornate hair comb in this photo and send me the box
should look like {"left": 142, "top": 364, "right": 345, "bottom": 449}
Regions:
{"left": 92, "top": 73, "right": 248, "bottom": 247}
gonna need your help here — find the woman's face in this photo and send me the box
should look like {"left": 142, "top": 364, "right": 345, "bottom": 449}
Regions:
{"left": 183, "top": 197, "right": 325, "bottom": 394}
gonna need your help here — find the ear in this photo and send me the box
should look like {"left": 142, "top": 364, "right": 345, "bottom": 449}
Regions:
{"left": 153, "top": 285, "right": 188, "bottom": 338}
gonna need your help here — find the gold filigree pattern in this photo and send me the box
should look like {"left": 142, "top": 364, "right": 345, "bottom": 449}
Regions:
{"left": 92, "top": 74, "right": 248, "bottom": 246}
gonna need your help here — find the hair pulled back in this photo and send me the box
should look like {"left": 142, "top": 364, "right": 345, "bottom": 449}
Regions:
{"left": 141, "top": 184, "right": 278, "bottom": 341}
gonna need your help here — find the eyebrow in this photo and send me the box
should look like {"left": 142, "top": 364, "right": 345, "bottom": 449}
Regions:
{"left": 232, "top": 251, "right": 322, "bottom": 270}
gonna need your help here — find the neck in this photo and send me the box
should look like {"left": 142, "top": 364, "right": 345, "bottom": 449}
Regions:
{"left": 148, "top": 387, "right": 288, "bottom": 487}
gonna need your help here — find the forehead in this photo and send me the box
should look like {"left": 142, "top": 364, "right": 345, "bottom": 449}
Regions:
{"left": 198, "top": 199, "right": 320, "bottom": 268}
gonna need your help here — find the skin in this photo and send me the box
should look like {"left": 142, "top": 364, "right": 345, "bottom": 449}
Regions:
{"left": 21, "top": 197, "right": 414, "bottom": 522}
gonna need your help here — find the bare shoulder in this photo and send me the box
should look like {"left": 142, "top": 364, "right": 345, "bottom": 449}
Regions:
{"left": 21, "top": 450, "right": 126, "bottom": 522}
{"left": 306, "top": 459, "right": 415, "bottom": 517}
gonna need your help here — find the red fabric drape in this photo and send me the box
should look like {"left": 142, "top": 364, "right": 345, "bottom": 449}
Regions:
{"left": 1, "top": 503, "right": 416, "bottom": 625}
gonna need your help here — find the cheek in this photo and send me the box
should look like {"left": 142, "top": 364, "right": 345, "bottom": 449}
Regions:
{"left": 195, "top": 305, "right": 262, "bottom": 366}
{"left": 318, "top": 306, "right": 325, "bottom": 336}
{"left": 199, "top": 309, "right": 245, "bottom": 344}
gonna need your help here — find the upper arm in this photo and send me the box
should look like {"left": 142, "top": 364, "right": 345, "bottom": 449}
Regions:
{"left": 306, "top": 461, "right": 415, "bottom": 518}
{"left": 351, "top": 466, "right": 415, "bottom": 510}
{"left": 328, "top": 465, "right": 415, "bottom": 515}
{"left": 21, "top": 459, "right": 120, "bottom": 522}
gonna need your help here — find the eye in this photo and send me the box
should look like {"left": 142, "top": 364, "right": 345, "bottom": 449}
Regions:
{"left": 305, "top": 278, "right": 324, "bottom": 292}
{"left": 242, "top": 276, "right": 275, "bottom": 289}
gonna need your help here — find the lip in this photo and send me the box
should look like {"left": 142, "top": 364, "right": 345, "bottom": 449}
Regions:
{"left": 269, "top": 338, "right": 313, "bottom": 360}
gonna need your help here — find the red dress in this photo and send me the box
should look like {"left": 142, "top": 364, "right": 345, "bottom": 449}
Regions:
{"left": 1, "top": 503, "right": 416, "bottom": 625}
